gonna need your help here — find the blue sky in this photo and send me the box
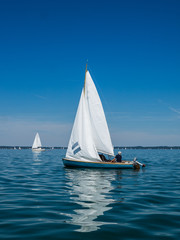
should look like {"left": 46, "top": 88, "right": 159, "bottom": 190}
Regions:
{"left": 0, "top": 0, "right": 180, "bottom": 146}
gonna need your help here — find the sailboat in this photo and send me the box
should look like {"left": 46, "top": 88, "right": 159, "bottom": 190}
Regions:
{"left": 32, "top": 133, "right": 45, "bottom": 151}
{"left": 62, "top": 66, "right": 144, "bottom": 169}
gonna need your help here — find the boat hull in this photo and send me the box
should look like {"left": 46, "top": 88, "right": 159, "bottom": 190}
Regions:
{"left": 62, "top": 158, "right": 135, "bottom": 169}
{"left": 32, "top": 148, "right": 45, "bottom": 152}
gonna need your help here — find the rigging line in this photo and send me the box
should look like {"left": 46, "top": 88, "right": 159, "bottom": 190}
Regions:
{"left": 83, "top": 62, "right": 88, "bottom": 94}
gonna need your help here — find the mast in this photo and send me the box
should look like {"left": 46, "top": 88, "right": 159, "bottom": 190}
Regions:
{"left": 83, "top": 63, "right": 88, "bottom": 94}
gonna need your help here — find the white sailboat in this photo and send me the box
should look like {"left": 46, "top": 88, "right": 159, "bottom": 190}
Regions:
{"left": 63, "top": 66, "right": 143, "bottom": 169}
{"left": 32, "top": 133, "right": 45, "bottom": 151}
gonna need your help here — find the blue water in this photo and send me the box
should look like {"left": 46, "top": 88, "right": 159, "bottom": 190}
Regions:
{"left": 0, "top": 149, "right": 179, "bottom": 240}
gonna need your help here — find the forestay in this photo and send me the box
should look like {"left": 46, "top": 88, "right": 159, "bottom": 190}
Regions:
{"left": 66, "top": 70, "right": 114, "bottom": 162}
{"left": 32, "top": 133, "right": 42, "bottom": 149}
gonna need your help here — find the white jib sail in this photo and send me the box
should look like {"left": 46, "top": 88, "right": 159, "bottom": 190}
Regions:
{"left": 66, "top": 70, "right": 114, "bottom": 162}
{"left": 32, "top": 133, "right": 42, "bottom": 149}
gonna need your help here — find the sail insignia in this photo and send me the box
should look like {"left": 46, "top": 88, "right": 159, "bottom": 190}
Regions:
{"left": 72, "top": 142, "right": 81, "bottom": 155}
{"left": 72, "top": 142, "right": 79, "bottom": 150}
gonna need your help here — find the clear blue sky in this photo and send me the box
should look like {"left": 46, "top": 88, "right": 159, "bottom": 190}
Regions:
{"left": 0, "top": 0, "right": 180, "bottom": 146}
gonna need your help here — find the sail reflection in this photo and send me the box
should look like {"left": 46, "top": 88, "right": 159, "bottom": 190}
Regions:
{"left": 32, "top": 151, "right": 42, "bottom": 177}
{"left": 65, "top": 169, "right": 116, "bottom": 232}
{"left": 32, "top": 151, "right": 42, "bottom": 163}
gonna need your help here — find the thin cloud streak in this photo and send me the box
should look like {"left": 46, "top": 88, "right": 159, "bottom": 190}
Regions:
{"left": 34, "top": 94, "right": 47, "bottom": 100}
{"left": 158, "top": 99, "right": 180, "bottom": 116}
{"left": 169, "top": 107, "right": 180, "bottom": 115}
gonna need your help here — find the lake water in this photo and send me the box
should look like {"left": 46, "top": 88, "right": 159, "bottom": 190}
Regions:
{"left": 0, "top": 149, "right": 179, "bottom": 240}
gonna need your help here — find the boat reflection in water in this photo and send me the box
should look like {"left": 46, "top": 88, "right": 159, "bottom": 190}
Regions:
{"left": 32, "top": 151, "right": 43, "bottom": 177}
{"left": 32, "top": 151, "right": 42, "bottom": 163}
{"left": 65, "top": 169, "right": 116, "bottom": 232}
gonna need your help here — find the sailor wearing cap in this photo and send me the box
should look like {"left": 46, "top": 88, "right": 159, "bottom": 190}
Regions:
{"left": 111, "top": 151, "right": 122, "bottom": 163}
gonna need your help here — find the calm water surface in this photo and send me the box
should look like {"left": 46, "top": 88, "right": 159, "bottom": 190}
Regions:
{"left": 0, "top": 149, "right": 179, "bottom": 239}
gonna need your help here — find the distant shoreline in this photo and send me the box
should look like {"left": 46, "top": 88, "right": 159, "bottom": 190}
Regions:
{"left": 0, "top": 146, "right": 180, "bottom": 150}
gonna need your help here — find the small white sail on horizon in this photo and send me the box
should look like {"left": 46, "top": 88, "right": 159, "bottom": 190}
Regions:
{"left": 66, "top": 69, "right": 114, "bottom": 162}
{"left": 32, "top": 133, "right": 45, "bottom": 151}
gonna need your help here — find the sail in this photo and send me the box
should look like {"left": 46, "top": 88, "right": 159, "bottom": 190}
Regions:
{"left": 66, "top": 70, "right": 114, "bottom": 162}
{"left": 32, "top": 133, "right": 42, "bottom": 149}
{"left": 66, "top": 90, "right": 101, "bottom": 162}
{"left": 85, "top": 71, "right": 114, "bottom": 156}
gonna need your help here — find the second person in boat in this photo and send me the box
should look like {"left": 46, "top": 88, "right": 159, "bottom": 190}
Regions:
{"left": 99, "top": 154, "right": 111, "bottom": 162}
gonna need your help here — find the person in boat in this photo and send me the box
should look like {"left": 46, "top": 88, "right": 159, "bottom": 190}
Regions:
{"left": 99, "top": 154, "right": 110, "bottom": 162}
{"left": 111, "top": 151, "right": 122, "bottom": 163}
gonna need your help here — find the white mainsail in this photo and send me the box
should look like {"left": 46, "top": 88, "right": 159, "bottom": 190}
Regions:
{"left": 32, "top": 133, "right": 42, "bottom": 149}
{"left": 85, "top": 71, "right": 114, "bottom": 155}
{"left": 66, "top": 69, "right": 114, "bottom": 162}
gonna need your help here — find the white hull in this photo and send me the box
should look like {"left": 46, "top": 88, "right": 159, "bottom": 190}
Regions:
{"left": 32, "top": 148, "right": 45, "bottom": 152}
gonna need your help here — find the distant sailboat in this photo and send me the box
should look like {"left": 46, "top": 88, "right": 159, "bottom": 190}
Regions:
{"left": 32, "top": 133, "right": 45, "bottom": 151}
{"left": 62, "top": 65, "right": 144, "bottom": 169}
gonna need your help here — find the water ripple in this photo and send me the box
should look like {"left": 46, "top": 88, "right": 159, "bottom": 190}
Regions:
{"left": 0, "top": 149, "right": 180, "bottom": 239}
